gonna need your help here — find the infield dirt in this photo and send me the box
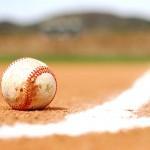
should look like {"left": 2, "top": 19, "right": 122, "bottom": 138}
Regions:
{"left": 0, "top": 63, "right": 149, "bottom": 149}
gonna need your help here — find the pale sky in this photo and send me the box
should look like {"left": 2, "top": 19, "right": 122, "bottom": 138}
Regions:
{"left": 0, "top": 0, "right": 150, "bottom": 24}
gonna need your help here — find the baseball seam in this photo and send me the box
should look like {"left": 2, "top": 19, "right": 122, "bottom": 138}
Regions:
{"left": 4, "top": 58, "right": 57, "bottom": 110}
{"left": 11, "top": 66, "right": 57, "bottom": 110}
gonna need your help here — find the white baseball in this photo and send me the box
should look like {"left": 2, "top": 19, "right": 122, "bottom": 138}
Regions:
{"left": 1, "top": 57, "right": 57, "bottom": 110}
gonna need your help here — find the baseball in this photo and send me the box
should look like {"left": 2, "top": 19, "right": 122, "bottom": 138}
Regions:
{"left": 1, "top": 57, "right": 57, "bottom": 110}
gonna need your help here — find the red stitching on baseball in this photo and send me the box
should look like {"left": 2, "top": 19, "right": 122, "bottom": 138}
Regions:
{"left": 10, "top": 66, "right": 57, "bottom": 110}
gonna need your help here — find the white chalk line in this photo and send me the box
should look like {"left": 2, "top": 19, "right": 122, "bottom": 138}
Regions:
{"left": 1, "top": 71, "right": 150, "bottom": 139}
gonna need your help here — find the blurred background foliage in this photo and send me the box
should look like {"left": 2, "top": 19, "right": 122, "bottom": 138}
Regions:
{"left": 0, "top": 0, "right": 150, "bottom": 62}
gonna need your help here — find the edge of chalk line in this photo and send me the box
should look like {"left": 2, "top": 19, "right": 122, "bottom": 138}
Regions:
{"left": 1, "top": 71, "right": 150, "bottom": 138}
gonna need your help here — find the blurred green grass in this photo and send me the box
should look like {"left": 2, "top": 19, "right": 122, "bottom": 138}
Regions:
{"left": 0, "top": 54, "right": 150, "bottom": 63}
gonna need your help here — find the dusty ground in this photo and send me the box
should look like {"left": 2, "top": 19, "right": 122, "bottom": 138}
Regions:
{"left": 1, "top": 128, "right": 150, "bottom": 150}
{"left": 0, "top": 62, "right": 149, "bottom": 149}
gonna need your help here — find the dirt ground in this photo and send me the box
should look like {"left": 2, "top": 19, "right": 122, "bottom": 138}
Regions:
{"left": 0, "top": 62, "right": 149, "bottom": 149}
{"left": 1, "top": 128, "right": 150, "bottom": 150}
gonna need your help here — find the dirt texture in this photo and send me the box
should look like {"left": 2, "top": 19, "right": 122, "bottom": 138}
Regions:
{"left": 0, "top": 63, "right": 149, "bottom": 149}
{"left": 0, "top": 128, "right": 150, "bottom": 150}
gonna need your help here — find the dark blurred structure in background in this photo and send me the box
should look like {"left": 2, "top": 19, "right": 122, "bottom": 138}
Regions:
{"left": 1, "top": 12, "right": 150, "bottom": 56}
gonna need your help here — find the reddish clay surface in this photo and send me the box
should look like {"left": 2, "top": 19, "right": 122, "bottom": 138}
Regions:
{"left": 0, "top": 63, "right": 149, "bottom": 149}
{"left": 1, "top": 128, "right": 150, "bottom": 150}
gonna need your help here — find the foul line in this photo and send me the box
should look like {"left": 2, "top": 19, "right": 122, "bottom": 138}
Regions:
{"left": 1, "top": 71, "right": 150, "bottom": 138}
